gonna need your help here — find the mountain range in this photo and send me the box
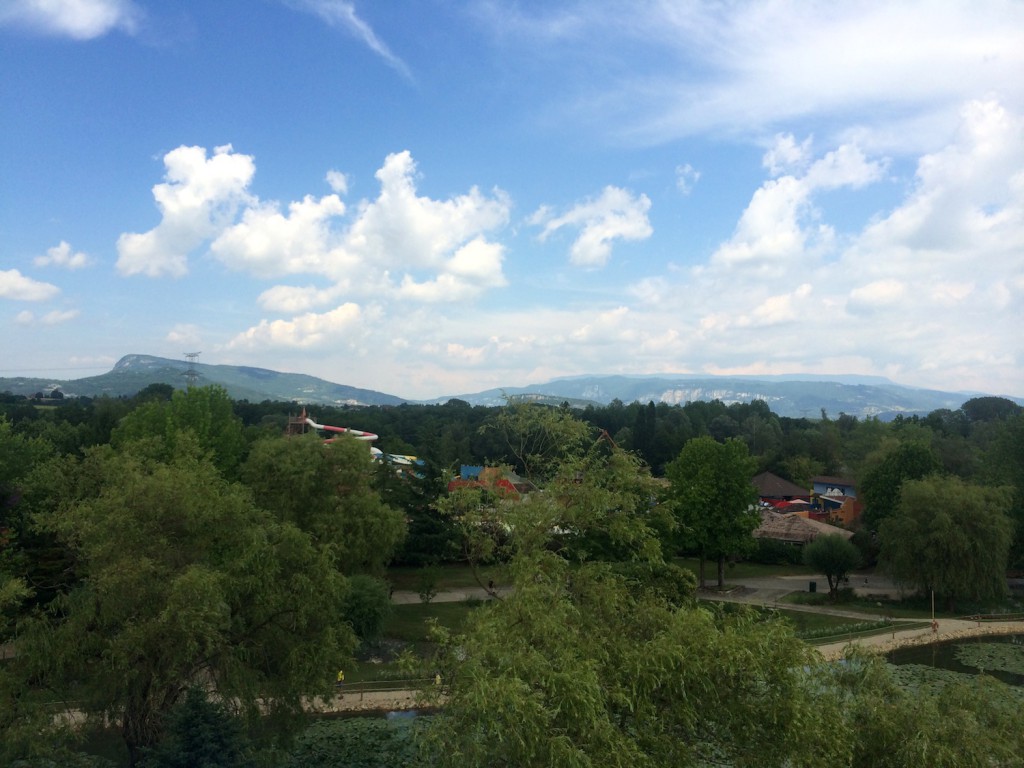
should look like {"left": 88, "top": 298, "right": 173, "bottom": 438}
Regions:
{"left": 2, "top": 354, "right": 1019, "bottom": 420}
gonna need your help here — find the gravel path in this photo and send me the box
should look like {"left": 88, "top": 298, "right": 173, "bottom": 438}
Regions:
{"left": 814, "top": 618, "right": 1024, "bottom": 660}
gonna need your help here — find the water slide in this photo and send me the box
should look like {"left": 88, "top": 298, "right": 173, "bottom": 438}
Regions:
{"left": 303, "top": 414, "right": 378, "bottom": 442}
{"left": 301, "top": 411, "right": 423, "bottom": 470}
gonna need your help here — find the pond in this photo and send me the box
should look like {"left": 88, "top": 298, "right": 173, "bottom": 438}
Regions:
{"left": 886, "top": 634, "right": 1024, "bottom": 688}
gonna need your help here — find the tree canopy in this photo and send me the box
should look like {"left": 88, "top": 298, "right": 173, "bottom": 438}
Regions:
{"left": 422, "top": 519, "right": 837, "bottom": 768}
{"left": 664, "top": 436, "right": 759, "bottom": 588}
{"left": 860, "top": 441, "right": 941, "bottom": 529}
{"left": 10, "top": 440, "right": 355, "bottom": 766}
{"left": 241, "top": 433, "right": 406, "bottom": 574}
{"left": 803, "top": 534, "right": 860, "bottom": 600}
{"left": 879, "top": 475, "right": 1013, "bottom": 611}
{"left": 111, "top": 385, "right": 247, "bottom": 477}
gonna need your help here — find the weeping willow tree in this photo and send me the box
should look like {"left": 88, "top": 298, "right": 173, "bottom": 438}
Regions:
{"left": 423, "top": 443, "right": 842, "bottom": 768}
{"left": 879, "top": 475, "right": 1013, "bottom": 612}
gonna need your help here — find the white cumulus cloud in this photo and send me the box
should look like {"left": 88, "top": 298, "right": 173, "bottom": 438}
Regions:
{"left": 0, "top": 0, "right": 139, "bottom": 39}
{"left": 668, "top": 99, "right": 1024, "bottom": 396}
{"left": 117, "top": 144, "right": 256, "bottom": 278}
{"left": 228, "top": 303, "right": 363, "bottom": 349}
{"left": 711, "top": 141, "right": 885, "bottom": 275}
{"left": 211, "top": 194, "right": 347, "bottom": 278}
{"left": 763, "top": 134, "right": 813, "bottom": 176}
{"left": 209, "top": 150, "right": 510, "bottom": 311}
{"left": 397, "top": 238, "right": 507, "bottom": 303}
{"left": 34, "top": 240, "right": 92, "bottom": 269}
{"left": 166, "top": 324, "right": 203, "bottom": 346}
{"left": 325, "top": 169, "right": 349, "bottom": 194}
{"left": 848, "top": 279, "right": 906, "bottom": 314}
{"left": 40, "top": 309, "right": 79, "bottom": 325}
{"left": 257, "top": 284, "right": 346, "bottom": 313}
{"left": 0, "top": 269, "right": 60, "bottom": 301}
{"left": 349, "top": 151, "right": 510, "bottom": 272}
{"left": 533, "top": 185, "right": 652, "bottom": 268}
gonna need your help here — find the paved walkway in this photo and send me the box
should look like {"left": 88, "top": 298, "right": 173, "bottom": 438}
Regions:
{"left": 389, "top": 573, "right": 1024, "bottom": 668}
{"left": 814, "top": 618, "right": 1024, "bottom": 660}
{"left": 391, "top": 585, "right": 507, "bottom": 605}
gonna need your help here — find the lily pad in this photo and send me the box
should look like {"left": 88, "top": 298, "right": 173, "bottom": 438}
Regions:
{"left": 955, "top": 642, "right": 1024, "bottom": 676}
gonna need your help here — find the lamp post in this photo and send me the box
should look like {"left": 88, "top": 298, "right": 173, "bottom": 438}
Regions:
{"left": 931, "top": 589, "right": 937, "bottom": 635}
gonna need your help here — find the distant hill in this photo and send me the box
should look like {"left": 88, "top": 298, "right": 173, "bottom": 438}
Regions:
{"left": 2, "top": 356, "right": 1019, "bottom": 418}
{"left": 0, "top": 354, "right": 405, "bottom": 407}
{"left": 437, "top": 374, "right": 1021, "bottom": 420}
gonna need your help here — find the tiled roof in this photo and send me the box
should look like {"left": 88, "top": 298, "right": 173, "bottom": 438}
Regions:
{"left": 812, "top": 475, "right": 856, "bottom": 486}
{"left": 754, "top": 510, "right": 854, "bottom": 544}
{"left": 752, "top": 471, "right": 809, "bottom": 498}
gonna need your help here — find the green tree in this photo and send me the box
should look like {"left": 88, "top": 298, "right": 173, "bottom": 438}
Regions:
{"left": 778, "top": 454, "right": 824, "bottom": 490}
{"left": 961, "top": 395, "right": 1022, "bottom": 424}
{"left": 0, "top": 577, "right": 57, "bottom": 765}
{"left": 437, "top": 440, "right": 668, "bottom": 582}
{"left": 0, "top": 416, "right": 62, "bottom": 609}
{"left": 481, "top": 401, "right": 593, "bottom": 482}
{"left": 241, "top": 434, "right": 406, "bottom": 574}
{"left": 981, "top": 412, "right": 1024, "bottom": 570}
{"left": 134, "top": 382, "right": 176, "bottom": 403}
{"left": 551, "top": 444, "right": 669, "bottom": 564}
{"left": 421, "top": 547, "right": 840, "bottom": 767}
{"left": 879, "top": 475, "right": 1013, "bottom": 611}
{"left": 341, "top": 574, "right": 392, "bottom": 644}
{"left": 860, "top": 442, "right": 941, "bottom": 529}
{"left": 11, "top": 442, "right": 355, "bottom": 766}
{"left": 665, "top": 437, "right": 759, "bottom": 588}
{"left": 803, "top": 534, "right": 860, "bottom": 601}
{"left": 112, "top": 385, "right": 247, "bottom": 477}
{"left": 139, "top": 688, "right": 254, "bottom": 768}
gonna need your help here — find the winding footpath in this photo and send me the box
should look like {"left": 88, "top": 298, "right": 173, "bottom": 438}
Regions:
{"left": 308, "top": 576, "right": 1024, "bottom": 713}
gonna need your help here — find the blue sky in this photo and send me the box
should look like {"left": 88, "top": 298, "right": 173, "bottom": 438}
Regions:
{"left": 2, "top": 1, "right": 1022, "bottom": 401}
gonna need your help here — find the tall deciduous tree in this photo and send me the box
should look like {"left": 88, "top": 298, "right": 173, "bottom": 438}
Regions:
{"left": 550, "top": 445, "right": 670, "bottom": 564}
{"left": 860, "top": 442, "right": 941, "bottom": 529}
{"left": 879, "top": 475, "right": 1013, "bottom": 611}
{"left": 421, "top": 549, "right": 840, "bottom": 768}
{"left": 12, "top": 441, "right": 355, "bottom": 766}
{"left": 112, "top": 385, "right": 247, "bottom": 477}
{"left": 241, "top": 434, "right": 406, "bottom": 575}
{"left": 665, "top": 437, "right": 759, "bottom": 588}
{"left": 803, "top": 534, "right": 860, "bottom": 601}
{"left": 981, "top": 412, "right": 1024, "bottom": 570}
{"left": 481, "top": 401, "right": 593, "bottom": 482}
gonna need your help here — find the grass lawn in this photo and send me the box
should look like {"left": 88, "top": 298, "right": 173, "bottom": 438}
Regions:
{"left": 386, "top": 564, "right": 507, "bottom": 591}
{"left": 674, "top": 557, "right": 813, "bottom": 580}
{"left": 383, "top": 599, "right": 484, "bottom": 643}
{"left": 780, "top": 592, "right": 953, "bottom": 619}
{"left": 708, "top": 601, "right": 867, "bottom": 635}
{"left": 773, "top": 608, "right": 867, "bottom": 635}
{"left": 344, "top": 600, "right": 487, "bottom": 684}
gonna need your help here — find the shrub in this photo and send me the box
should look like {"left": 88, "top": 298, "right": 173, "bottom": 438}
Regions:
{"left": 749, "top": 537, "right": 804, "bottom": 565}
{"left": 343, "top": 575, "right": 393, "bottom": 643}
{"left": 139, "top": 689, "right": 253, "bottom": 768}
{"left": 416, "top": 566, "right": 440, "bottom": 604}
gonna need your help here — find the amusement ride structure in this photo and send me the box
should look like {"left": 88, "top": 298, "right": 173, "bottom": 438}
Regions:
{"left": 288, "top": 408, "right": 423, "bottom": 474}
